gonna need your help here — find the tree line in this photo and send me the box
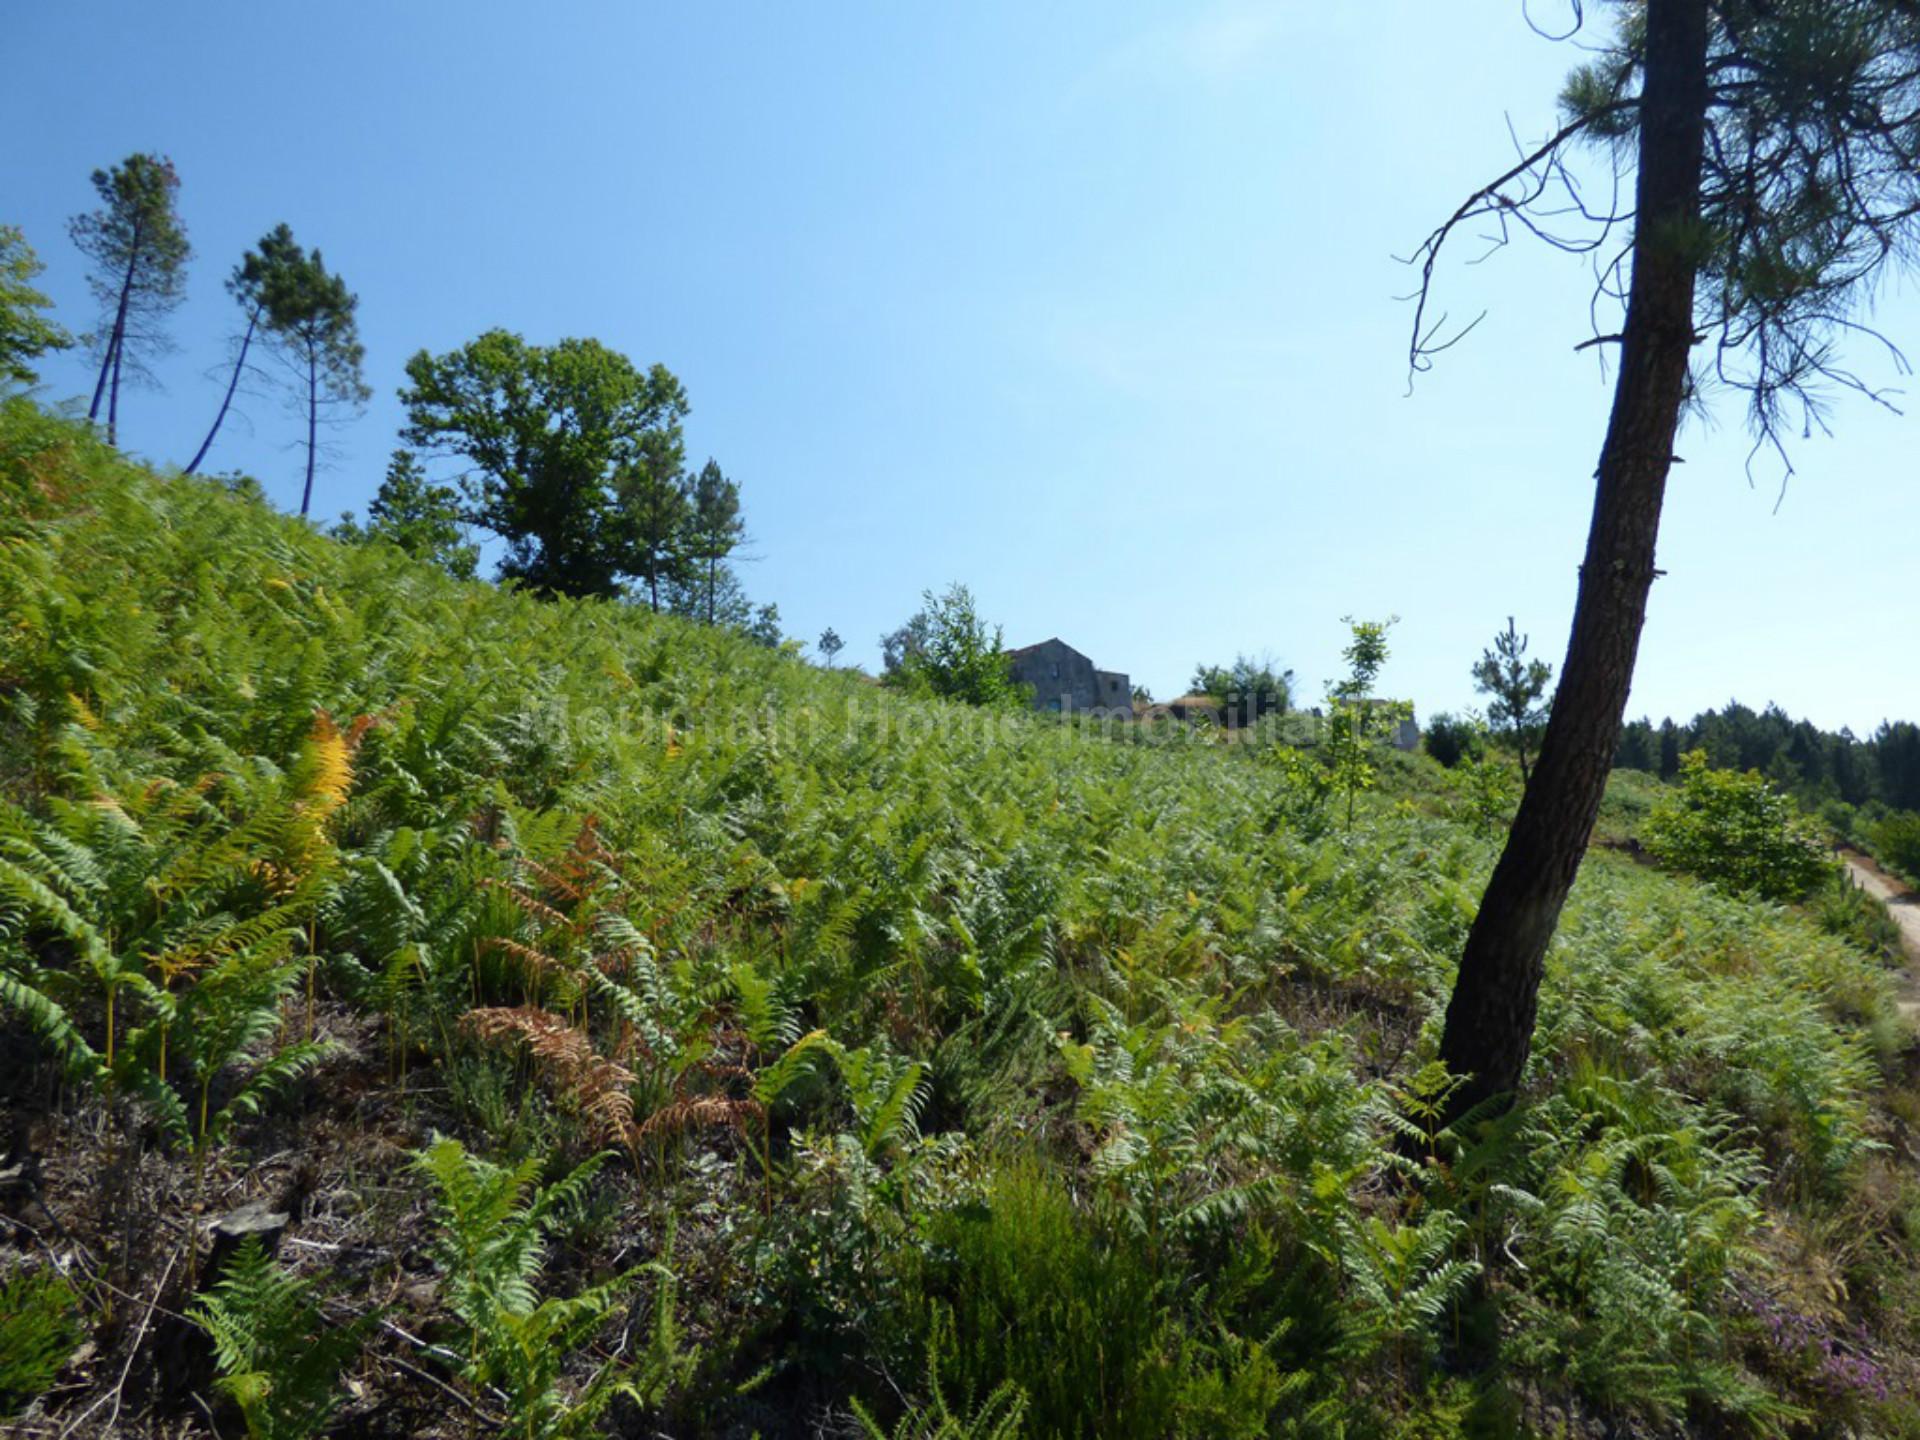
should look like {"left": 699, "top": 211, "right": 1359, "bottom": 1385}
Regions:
{"left": 0, "top": 153, "right": 777, "bottom": 635}
{"left": 1616, "top": 703, "right": 1920, "bottom": 819}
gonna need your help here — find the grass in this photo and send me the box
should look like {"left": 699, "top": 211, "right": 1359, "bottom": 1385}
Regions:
{"left": 2, "top": 395, "right": 1919, "bottom": 1437}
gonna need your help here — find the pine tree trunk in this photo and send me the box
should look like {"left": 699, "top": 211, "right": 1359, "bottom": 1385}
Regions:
{"left": 108, "top": 342, "right": 124, "bottom": 448}
{"left": 89, "top": 228, "right": 142, "bottom": 428}
{"left": 300, "top": 346, "right": 318, "bottom": 517}
{"left": 1437, "top": 0, "right": 1711, "bottom": 1120}
{"left": 184, "top": 309, "right": 258, "bottom": 476}
{"left": 706, "top": 553, "right": 716, "bottom": 625}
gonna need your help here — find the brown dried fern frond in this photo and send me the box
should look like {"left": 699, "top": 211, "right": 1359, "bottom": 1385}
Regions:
{"left": 463, "top": 1006, "right": 637, "bottom": 1147}
{"left": 477, "top": 936, "right": 570, "bottom": 978}
{"left": 635, "top": 1094, "right": 763, "bottom": 1142}
{"left": 512, "top": 855, "right": 584, "bottom": 905}
{"left": 478, "top": 876, "right": 572, "bottom": 930}
{"left": 342, "top": 710, "right": 390, "bottom": 750}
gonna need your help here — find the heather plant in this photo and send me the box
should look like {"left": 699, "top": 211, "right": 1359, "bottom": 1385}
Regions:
{"left": 0, "top": 1267, "right": 85, "bottom": 1417}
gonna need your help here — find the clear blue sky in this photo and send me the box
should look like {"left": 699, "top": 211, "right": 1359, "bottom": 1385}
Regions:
{"left": 6, "top": 2, "right": 1916, "bottom": 734}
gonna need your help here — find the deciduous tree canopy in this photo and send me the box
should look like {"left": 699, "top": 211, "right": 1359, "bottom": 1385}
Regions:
{"left": 398, "top": 331, "right": 689, "bottom": 599}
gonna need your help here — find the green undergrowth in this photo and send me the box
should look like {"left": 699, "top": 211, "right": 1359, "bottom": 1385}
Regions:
{"left": 2, "top": 397, "right": 1918, "bottom": 1437}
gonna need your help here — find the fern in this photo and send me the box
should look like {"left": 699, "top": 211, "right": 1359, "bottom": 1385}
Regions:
{"left": 189, "top": 1236, "right": 371, "bottom": 1440}
{"left": 414, "top": 1135, "right": 693, "bottom": 1436}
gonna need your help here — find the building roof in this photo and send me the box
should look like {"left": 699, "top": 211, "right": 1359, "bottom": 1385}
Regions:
{"left": 1005, "top": 637, "right": 1068, "bottom": 660}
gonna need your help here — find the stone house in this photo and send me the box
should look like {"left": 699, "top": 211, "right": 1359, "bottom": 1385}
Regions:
{"left": 1005, "top": 639, "right": 1131, "bottom": 717}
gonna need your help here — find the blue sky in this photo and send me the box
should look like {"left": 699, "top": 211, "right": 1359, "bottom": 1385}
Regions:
{"left": 6, "top": 2, "right": 1917, "bottom": 734}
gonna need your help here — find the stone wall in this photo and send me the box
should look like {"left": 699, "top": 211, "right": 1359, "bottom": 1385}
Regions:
{"left": 1007, "top": 639, "right": 1131, "bottom": 717}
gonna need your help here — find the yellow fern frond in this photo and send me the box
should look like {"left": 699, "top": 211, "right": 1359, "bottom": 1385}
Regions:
{"left": 300, "top": 711, "right": 353, "bottom": 818}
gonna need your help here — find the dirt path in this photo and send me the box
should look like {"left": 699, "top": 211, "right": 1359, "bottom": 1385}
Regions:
{"left": 1841, "top": 850, "right": 1920, "bottom": 1020}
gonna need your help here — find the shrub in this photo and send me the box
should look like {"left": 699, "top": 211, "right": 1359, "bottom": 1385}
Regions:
{"left": 1643, "top": 751, "right": 1835, "bottom": 901}
{"left": 1867, "top": 810, "right": 1920, "bottom": 884}
{"left": 882, "top": 584, "right": 1024, "bottom": 708}
{"left": 1190, "top": 654, "right": 1294, "bottom": 726}
{"left": 1422, "top": 712, "right": 1481, "bottom": 769}
{"left": 1812, "top": 870, "right": 1904, "bottom": 961}
{"left": 899, "top": 1163, "right": 1302, "bottom": 1440}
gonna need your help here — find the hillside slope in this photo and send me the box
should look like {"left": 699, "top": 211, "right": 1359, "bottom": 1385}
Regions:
{"left": 1, "top": 398, "right": 1917, "bottom": 1438}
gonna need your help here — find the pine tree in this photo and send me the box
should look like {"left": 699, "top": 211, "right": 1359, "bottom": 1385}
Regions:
{"left": 334, "top": 449, "right": 478, "bottom": 578}
{"left": 1470, "top": 617, "right": 1554, "bottom": 784}
{"left": 621, "top": 433, "right": 690, "bottom": 612}
{"left": 258, "top": 237, "right": 369, "bottom": 517}
{"left": 68, "top": 153, "right": 191, "bottom": 446}
{"left": 685, "top": 458, "right": 744, "bottom": 624}
{"left": 1415, "top": 0, "right": 1920, "bottom": 1119}
{"left": 184, "top": 224, "right": 301, "bottom": 477}
{"left": 1658, "top": 719, "right": 1682, "bottom": 780}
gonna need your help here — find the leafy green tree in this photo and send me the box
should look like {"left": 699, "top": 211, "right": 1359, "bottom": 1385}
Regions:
{"left": 1415, "top": 1, "right": 1920, "bottom": 1119}
{"left": 1322, "top": 617, "right": 1409, "bottom": 832}
{"left": 255, "top": 236, "right": 368, "bottom": 517}
{"left": 334, "top": 450, "right": 478, "bottom": 579}
{"left": 880, "top": 610, "right": 934, "bottom": 676}
{"left": 685, "top": 457, "right": 745, "bottom": 623}
{"left": 1644, "top": 752, "right": 1834, "bottom": 901}
{"left": 818, "top": 627, "right": 844, "bottom": 667}
{"left": 184, "top": 224, "right": 301, "bottom": 477}
{"left": 1190, "top": 653, "right": 1293, "bottom": 727}
{"left": 0, "top": 226, "right": 72, "bottom": 388}
{"left": 884, "top": 584, "right": 1022, "bottom": 708}
{"left": 745, "top": 600, "right": 784, "bottom": 649}
{"left": 398, "top": 331, "right": 689, "bottom": 599}
{"left": 68, "top": 153, "right": 191, "bottom": 446}
{"left": 1471, "top": 617, "right": 1554, "bottom": 784}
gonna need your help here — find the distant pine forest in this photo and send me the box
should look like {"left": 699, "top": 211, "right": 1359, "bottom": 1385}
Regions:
{"left": 1616, "top": 703, "right": 1920, "bottom": 873}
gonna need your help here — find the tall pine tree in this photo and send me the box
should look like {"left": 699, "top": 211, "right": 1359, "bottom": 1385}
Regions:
{"left": 685, "top": 458, "right": 744, "bottom": 624}
{"left": 259, "top": 238, "right": 369, "bottom": 517}
{"left": 69, "top": 153, "right": 191, "bottom": 446}
{"left": 184, "top": 224, "right": 300, "bottom": 477}
{"left": 1414, "top": 0, "right": 1920, "bottom": 1120}
{"left": 620, "top": 431, "right": 690, "bottom": 612}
